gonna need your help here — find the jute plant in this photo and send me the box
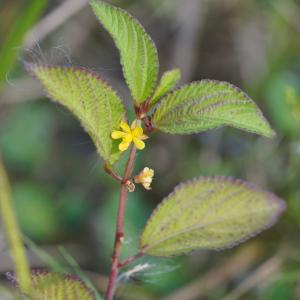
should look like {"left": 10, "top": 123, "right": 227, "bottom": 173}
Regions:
{"left": 1, "top": 1, "right": 286, "bottom": 299}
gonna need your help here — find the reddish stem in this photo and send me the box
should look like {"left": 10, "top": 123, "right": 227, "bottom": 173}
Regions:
{"left": 118, "top": 252, "right": 144, "bottom": 269}
{"left": 104, "top": 164, "right": 122, "bottom": 182}
{"left": 105, "top": 146, "right": 137, "bottom": 300}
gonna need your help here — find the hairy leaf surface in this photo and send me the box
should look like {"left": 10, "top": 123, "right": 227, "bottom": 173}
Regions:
{"left": 152, "top": 81, "right": 275, "bottom": 137}
{"left": 140, "top": 177, "right": 285, "bottom": 257}
{"left": 91, "top": 0, "right": 159, "bottom": 104}
{"left": 8, "top": 270, "right": 98, "bottom": 300}
{"left": 150, "top": 69, "right": 181, "bottom": 107}
{"left": 27, "top": 64, "right": 125, "bottom": 164}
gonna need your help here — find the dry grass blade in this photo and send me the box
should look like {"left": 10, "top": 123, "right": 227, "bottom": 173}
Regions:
{"left": 162, "top": 241, "right": 265, "bottom": 300}
{"left": 221, "top": 248, "right": 288, "bottom": 300}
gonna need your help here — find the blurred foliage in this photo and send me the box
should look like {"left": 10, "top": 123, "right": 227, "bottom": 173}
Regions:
{"left": 266, "top": 73, "right": 300, "bottom": 137}
{"left": 0, "top": 0, "right": 300, "bottom": 299}
{"left": 12, "top": 181, "right": 59, "bottom": 242}
{"left": 259, "top": 281, "right": 294, "bottom": 300}
{"left": 0, "top": 0, "right": 47, "bottom": 86}
{"left": 0, "top": 102, "right": 55, "bottom": 171}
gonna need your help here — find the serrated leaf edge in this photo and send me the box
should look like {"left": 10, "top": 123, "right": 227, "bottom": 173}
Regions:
{"left": 25, "top": 62, "right": 126, "bottom": 164}
{"left": 25, "top": 63, "right": 125, "bottom": 107}
{"left": 90, "top": 0, "right": 159, "bottom": 103}
{"left": 152, "top": 80, "right": 275, "bottom": 138}
{"left": 7, "top": 269, "right": 97, "bottom": 299}
{"left": 140, "top": 176, "right": 286, "bottom": 257}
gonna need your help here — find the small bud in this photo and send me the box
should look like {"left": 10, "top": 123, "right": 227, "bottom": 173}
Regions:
{"left": 125, "top": 180, "right": 135, "bottom": 192}
{"left": 134, "top": 167, "right": 154, "bottom": 190}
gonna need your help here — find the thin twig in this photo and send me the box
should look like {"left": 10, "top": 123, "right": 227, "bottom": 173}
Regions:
{"left": 105, "top": 146, "right": 137, "bottom": 300}
{"left": 104, "top": 164, "right": 123, "bottom": 182}
{"left": 118, "top": 252, "right": 144, "bottom": 269}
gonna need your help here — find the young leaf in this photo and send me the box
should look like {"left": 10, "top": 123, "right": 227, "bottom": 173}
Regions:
{"left": 140, "top": 176, "right": 285, "bottom": 257}
{"left": 150, "top": 69, "right": 181, "bottom": 107}
{"left": 8, "top": 270, "right": 99, "bottom": 300}
{"left": 26, "top": 64, "right": 125, "bottom": 164}
{"left": 91, "top": 0, "right": 159, "bottom": 104}
{"left": 152, "top": 80, "right": 275, "bottom": 138}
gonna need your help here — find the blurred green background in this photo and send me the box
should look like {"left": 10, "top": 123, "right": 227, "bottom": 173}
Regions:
{"left": 0, "top": 0, "right": 300, "bottom": 299}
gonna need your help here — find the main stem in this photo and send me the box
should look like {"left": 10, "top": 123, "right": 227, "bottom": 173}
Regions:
{"left": 105, "top": 146, "right": 137, "bottom": 300}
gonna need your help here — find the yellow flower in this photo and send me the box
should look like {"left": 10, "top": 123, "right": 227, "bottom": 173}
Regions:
{"left": 134, "top": 167, "right": 154, "bottom": 190}
{"left": 111, "top": 120, "right": 148, "bottom": 151}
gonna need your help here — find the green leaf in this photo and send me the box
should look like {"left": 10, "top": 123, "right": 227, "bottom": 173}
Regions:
{"left": 152, "top": 80, "right": 275, "bottom": 138}
{"left": 8, "top": 270, "right": 98, "bottom": 300}
{"left": 150, "top": 69, "right": 181, "bottom": 107}
{"left": 91, "top": 0, "right": 159, "bottom": 104}
{"left": 140, "top": 176, "right": 285, "bottom": 257}
{"left": 26, "top": 64, "right": 125, "bottom": 164}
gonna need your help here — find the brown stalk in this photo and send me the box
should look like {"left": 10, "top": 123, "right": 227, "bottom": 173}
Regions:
{"left": 105, "top": 146, "right": 137, "bottom": 300}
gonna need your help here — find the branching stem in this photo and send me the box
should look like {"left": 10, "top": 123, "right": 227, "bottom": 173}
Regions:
{"left": 105, "top": 146, "right": 137, "bottom": 300}
{"left": 118, "top": 252, "right": 144, "bottom": 269}
{"left": 104, "top": 164, "right": 122, "bottom": 182}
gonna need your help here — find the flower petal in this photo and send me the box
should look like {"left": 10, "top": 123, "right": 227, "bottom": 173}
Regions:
{"left": 139, "top": 134, "right": 149, "bottom": 140}
{"left": 133, "top": 138, "right": 145, "bottom": 150}
{"left": 119, "top": 141, "right": 131, "bottom": 151}
{"left": 142, "top": 183, "right": 151, "bottom": 190}
{"left": 123, "top": 134, "right": 133, "bottom": 143}
{"left": 111, "top": 131, "right": 126, "bottom": 139}
{"left": 120, "top": 121, "right": 131, "bottom": 133}
{"left": 143, "top": 178, "right": 153, "bottom": 184}
{"left": 132, "top": 127, "right": 143, "bottom": 137}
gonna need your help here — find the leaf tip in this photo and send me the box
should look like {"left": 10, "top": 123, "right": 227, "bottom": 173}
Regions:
{"left": 270, "top": 192, "right": 286, "bottom": 219}
{"left": 267, "top": 128, "right": 277, "bottom": 139}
